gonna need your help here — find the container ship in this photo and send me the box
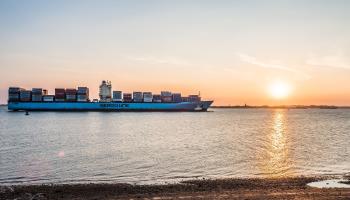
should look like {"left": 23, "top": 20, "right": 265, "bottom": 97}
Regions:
{"left": 7, "top": 81, "right": 213, "bottom": 112}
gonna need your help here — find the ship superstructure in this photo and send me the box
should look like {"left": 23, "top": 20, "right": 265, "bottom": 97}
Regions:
{"left": 99, "top": 80, "right": 112, "bottom": 102}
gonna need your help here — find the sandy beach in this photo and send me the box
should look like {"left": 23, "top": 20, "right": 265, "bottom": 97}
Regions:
{"left": 1, "top": 176, "right": 350, "bottom": 200}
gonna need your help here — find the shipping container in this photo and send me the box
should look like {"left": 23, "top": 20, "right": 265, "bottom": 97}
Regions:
{"left": 133, "top": 92, "right": 143, "bottom": 102}
{"left": 20, "top": 90, "right": 32, "bottom": 102}
{"left": 77, "top": 87, "right": 89, "bottom": 101}
{"left": 8, "top": 93, "right": 20, "bottom": 102}
{"left": 77, "top": 94, "right": 88, "bottom": 102}
{"left": 9, "top": 87, "right": 20, "bottom": 93}
{"left": 55, "top": 88, "right": 65, "bottom": 94}
{"left": 152, "top": 94, "right": 161, "bottom": 103}
{"left": 113, "top": 91, "right": 122, "bottom": 102}
{"left": 181, "top": 97, "right": 190, "bottom": 102}
{"left": 161, "top": 91, "right": 172, "bottom": 102}
{"left": 66, "top": 88, "right": 77, "bottom": 95}
{"left": 77, "top": 87, "right": 89, "bottom": 94}
{"left": 32, "top": 95, "right": 42, "bottom": 102}
{"left": 9, "top": 87, "right": 25, "bottom": 93}
{"left": 172, "top": 93, "right": 182, "bottom": 103}
{"left": 123, "top": 93, "right": 132, "bottom": 102}
{"left": 43, "top": 95, "right": 55, "bottom": 102}
{"left": 161, "top": 91, "right": 172, "bottom": 97}
{"left": 66, "top": 94, "right": 77, "bottom": 101}
{"left": 32, "top": 88, "right": 43, "bottom": 94}
{"left": 188, "top": 95, "right": 201, "bottom": 102}
{"left": 143, "top": 92, "right": 153, "bottom": 102}
{"left": 9, "top": 93, "right": 19, "bottom": 98}
{"left": 55, "top": 98, "right": 65, "bottom": 102}
{"left": 55, "top": 95, "right": 65, "bottom": 99}
{"left": 55, "top": 88, "right": 65, "bottom": 100}
{"left": 161, "top": 96, "right": 172, "bottom": 102}
{"left": 8, "top": 87, "right": 24, "bottom": 102}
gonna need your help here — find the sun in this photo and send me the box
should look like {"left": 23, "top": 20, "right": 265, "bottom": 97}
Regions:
{"left": 268, "top": 81, "right": 292, "bottom": 99}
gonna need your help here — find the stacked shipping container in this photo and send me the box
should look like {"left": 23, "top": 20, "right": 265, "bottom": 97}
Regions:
{"left": 43, "top": 95, "right": 55, "bottom": 102}
{"left": 20, "top": 90, "right": 32, "bottom": 102}
{"left": 123, "top": 93, "right": 132, "bottom": 102}
{"left": 8, "top": 87, "right": 23, "bottom": 102}
{"left": 182, "top": 97, "right": 189, "bottom": 102}
{"left": 161, "top": 91, "right": 172, "bottom": 102}
{"left": 66, "top": 88, "right": 77, "bottom": 102}
{"left": 188, "top": 95, "right": 201, "bottom": 102}
{"left": 172, "top": 93, "right": 182, "bottom": 103}
{"left": 133, "top": 92, "right": 143, "bottom": 102}
{"left": 55, "top": 88, "right": 65, "bottom": 101}
{"left": 113, "top": 91, "right": 122, "bottom": 102}
{"left": 143, "top": 92, "right": 153, "bottom": 102}
{"left": 32, "top": 88, "right": 44, "bottom": 102}
{"left": 152, "top": 94, "right": 161, "bottom": 102}
{"left": 77, "top": 87, "right": 89, "bottom": 102}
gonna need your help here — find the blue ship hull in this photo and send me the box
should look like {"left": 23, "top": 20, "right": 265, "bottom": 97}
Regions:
{"left": 8, "top": 101, "right": 213, "bottom": 112}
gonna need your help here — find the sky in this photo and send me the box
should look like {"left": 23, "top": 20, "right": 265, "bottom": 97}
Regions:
{"left": 1, "top": 0, "right": 350, "bottom": 105}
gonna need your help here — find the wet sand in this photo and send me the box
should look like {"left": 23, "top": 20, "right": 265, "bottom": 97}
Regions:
{"left": 1, "top": 177, "right": 350, "bottom": 200}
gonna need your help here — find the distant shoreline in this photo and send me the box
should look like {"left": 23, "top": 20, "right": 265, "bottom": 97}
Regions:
{"left": 1, "top": 176, "right": 349, "bottom": 199}
{"left": 211, "top": 105, "right": 350, "bottom": 109}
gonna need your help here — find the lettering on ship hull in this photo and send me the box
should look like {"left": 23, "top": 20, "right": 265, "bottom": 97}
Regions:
{"left": 100, "top": 103, "right": 129, "bottom": 108}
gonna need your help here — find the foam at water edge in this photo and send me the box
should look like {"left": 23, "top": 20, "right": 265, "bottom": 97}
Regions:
{"left": 307, "top": 179, "right": 350, "bottom": 188}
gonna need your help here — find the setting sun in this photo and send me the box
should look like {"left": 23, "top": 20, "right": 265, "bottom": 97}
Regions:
{"left": 268, "top": 81, "right": 292, "bottom": 99}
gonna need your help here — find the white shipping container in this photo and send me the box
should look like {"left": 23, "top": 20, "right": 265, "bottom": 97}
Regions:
{"left": 43, "top": 96, "right": 54, "bottom": 102}
{"left": 143, "top": 98, "right": 153, "bottom": 102}
{"left": 133, "top": 92, "right": 143, "bottom": 101}
{"left": 143, "top": 92, "right": 153, "bottom": 102}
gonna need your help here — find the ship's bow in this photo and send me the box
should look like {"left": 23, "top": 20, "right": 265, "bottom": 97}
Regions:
{"left": 198, "top": 100, "right": 213, "bottom": 111}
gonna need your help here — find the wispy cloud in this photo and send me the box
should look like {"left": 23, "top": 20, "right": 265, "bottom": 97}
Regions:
{"left": 306, "top": 54, "right": 350, "bottom": 70}
{"left": 236, "top": 53, "right": 311, "bottom": 80}
{"left": 124, "top": 55, "right": 192, "bottom": 66}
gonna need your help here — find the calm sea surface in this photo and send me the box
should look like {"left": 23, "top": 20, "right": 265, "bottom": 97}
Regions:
{"left": 0, "top": 106, "right": 349, "bottom": 185}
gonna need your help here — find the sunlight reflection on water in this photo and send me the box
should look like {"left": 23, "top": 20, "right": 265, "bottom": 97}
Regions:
{"left": 258, "top": 110, "right": 294, "bottom": 177}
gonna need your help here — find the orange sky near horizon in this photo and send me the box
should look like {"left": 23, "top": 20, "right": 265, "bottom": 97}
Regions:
{"left": 2, "top": 67, "right": 349, "bottom": 106}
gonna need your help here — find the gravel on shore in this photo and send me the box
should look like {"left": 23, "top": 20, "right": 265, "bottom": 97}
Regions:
{"left": 1, "top": 176, "right": 350, "bottom": 199}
